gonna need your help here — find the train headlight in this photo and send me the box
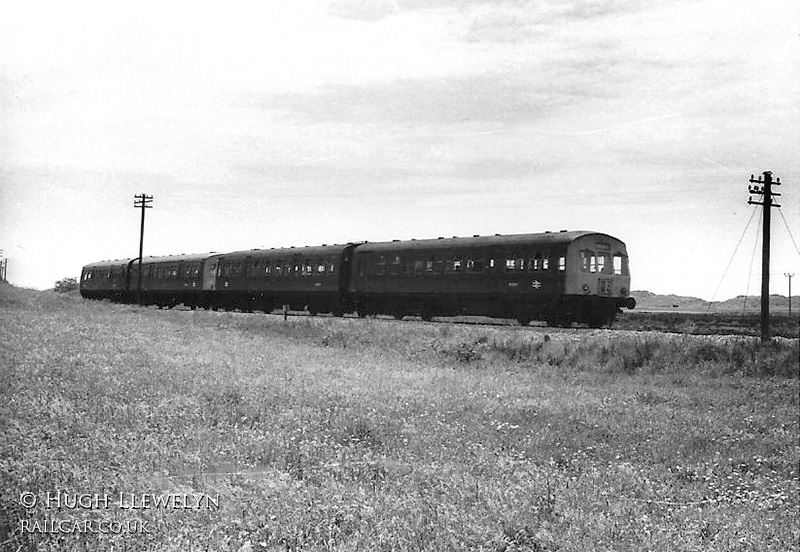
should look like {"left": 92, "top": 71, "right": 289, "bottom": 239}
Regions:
{"left": 582, "top": 284, "right": 590, "bottom": 294}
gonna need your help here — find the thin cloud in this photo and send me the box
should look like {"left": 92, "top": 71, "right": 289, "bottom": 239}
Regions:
{"left": 395, "top": 113, "right": 683, "bottom": 138}
{"left": 295, "top": 154, "right": 341, "bottom": 166}
{"left": 703, "top": 157, "right": 738, "bottom": 176}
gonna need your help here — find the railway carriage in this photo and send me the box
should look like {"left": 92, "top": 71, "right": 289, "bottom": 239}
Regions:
{"left": 204, "top": 244, "right": 357, "bottom": 314}
{"left": 79, "top": 259, "right": 133, "bottom": 301}
{"left": 350, "top": 231, "right": 633, "bottom": 326}
{"left": 128, "top": 253, "right": 216, "bottom": 308}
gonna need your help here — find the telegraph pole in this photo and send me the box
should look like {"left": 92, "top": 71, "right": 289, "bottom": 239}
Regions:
{"left": 133, "top": 193, "right": 153, "bottom": 304}
{"left": 785, "top": 273, "right": 794, "bottom": 317}
{"left": 748, "top": 171, "right": 781, "bottom": 343}
{"left": 0, "top": 249, "right": 6, "bottom": 282}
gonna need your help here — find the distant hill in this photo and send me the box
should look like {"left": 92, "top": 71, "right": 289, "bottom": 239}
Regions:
{"left": 631, "top": 290, "right": 799, "bottom": 314}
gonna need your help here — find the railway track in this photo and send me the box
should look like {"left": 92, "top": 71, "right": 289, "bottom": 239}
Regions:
{"left": 136, "top": 303, "right": 800, "bottom": 341}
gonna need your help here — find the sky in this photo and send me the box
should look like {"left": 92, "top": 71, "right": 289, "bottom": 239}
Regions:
{"left": 1, "top": 0, "right": 799, "bottom": 299}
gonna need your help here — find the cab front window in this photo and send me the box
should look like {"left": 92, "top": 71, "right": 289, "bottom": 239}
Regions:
{"left": 613, "top": 253, "right": 629, "bottom": 276}
{"left": 580, "top": 250, "right": 593, "bottom": 272}
{"left": 595, "top": 252, "right": 611, "bottom": 274}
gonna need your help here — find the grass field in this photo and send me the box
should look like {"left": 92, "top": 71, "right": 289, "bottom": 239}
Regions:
{"left": 615, "top": 311, "right": 799, "bottom": 340}
{"left": 1, "top": 282, "right": 798, "bottom": 551}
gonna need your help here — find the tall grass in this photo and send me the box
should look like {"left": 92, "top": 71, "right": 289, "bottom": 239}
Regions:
{"left": 1, "top": 283, "right": 797, "bottom": 551}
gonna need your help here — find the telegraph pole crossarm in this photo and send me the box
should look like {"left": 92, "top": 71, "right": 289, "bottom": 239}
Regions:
{"left": 747, "top": 171, "right": 782, "bottom": 343}
{"left": 133, "top": 193, "right": 153, "bottom": 304}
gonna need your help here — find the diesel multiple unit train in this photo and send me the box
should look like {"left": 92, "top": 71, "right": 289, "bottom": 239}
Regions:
{"left": 80, "top": 230, "right": 636, "bottom": 327}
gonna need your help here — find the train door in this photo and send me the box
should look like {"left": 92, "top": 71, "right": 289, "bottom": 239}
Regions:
{"left": 203, "top": 257, "right": 219, "bottom": 291}
{"left": 486, "top": 249, "right": 504, "bottom": 296}
{"left": 338, "top": 245, "right": 356, "bottom": 293}
{"left": 126, "top": 259, "right": 140, "bottom": 299}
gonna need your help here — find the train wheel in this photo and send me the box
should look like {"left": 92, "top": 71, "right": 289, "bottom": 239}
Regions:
{"left": 547, "top": 314, "right": 572, "bottom": 328}
{"left": 587, "top": 313, "right": 612, "bottom": 329}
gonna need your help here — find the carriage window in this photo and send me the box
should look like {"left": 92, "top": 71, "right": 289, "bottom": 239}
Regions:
{"left": 375, "top": 255, "right": 386, "bottom": 275}
{"left": 316, "top": 261, "right": 326, "bottom": 274}
{"left": 303, "top": 262, "right": 313, "bottom": 276}
{"left": 465, "top": 258, "right": 475, "bottom": 271}
{"left": 529, "top": 252, "right": 550, "bottom": 271}
{"left": 505, "top": 257, "right": 523, "bottom": 271}
{"left": 413, "top": 260, "right": 424, "bottom": 274}
{"left": 264, "top": 262, "right": 271, "bottom": 275}
{"left": 558, "top": 256, "right": 566, "bottom": 271}
{"left": 505, "top": 258, "right": 516, "bottom": 270}
{"left": 613, "top": 254, "right": 627, "bottom": 276}
{"left": 388, "top": 255, "right": 402, "bottom": 275}
{"left": 451, "top": 258, "right": 462, "bottom": 272}
{"left": 425, "top": 259, "right": 434, "bottom": 273}
{"left": 328, "top": 262, "right": 336, "bottom": 273}
{"left": 489, "top": 258, "right": 495, "bottom": 269}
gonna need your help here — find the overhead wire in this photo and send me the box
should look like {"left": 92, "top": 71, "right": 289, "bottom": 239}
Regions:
{"left": 742, "top": 208, "right": 762, "bottom": 317}
{"left": 706, "top": 206, "right": 760, "bottom": 312}
{"left": 777, "top": 208, "right": 800, "bottom": 257}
